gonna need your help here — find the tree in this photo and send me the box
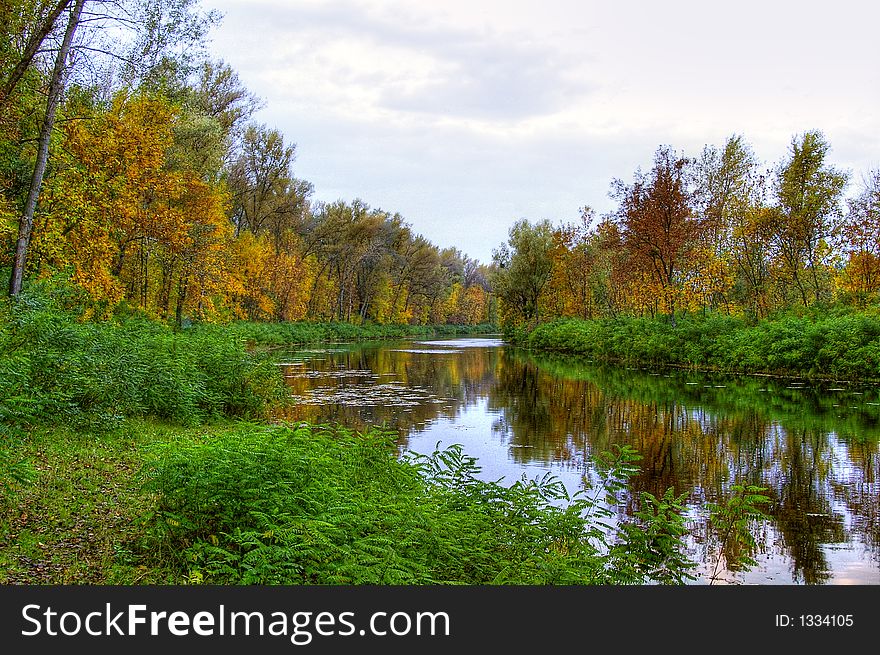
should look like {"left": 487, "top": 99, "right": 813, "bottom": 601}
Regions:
{"left": 0, "top": 0, "right": 74, "bottom": 108}
{"left": 692, "top": 135, "right": 758, "bottom": 250}
{"left": 840, "top": 169, "right": 880, "bottom": 297}
{"left": 770, "top": 130, "right": 848, "bottom": 306}
{"left": 546, "top": 207, "right": 602, "bottom": 319}
{"left": 9, "top": 0, "right": 85, "bottom": 297}
{"left": 386, "top": 231, "right": 439, "bottom": 323}
{"left": 188, "top": 59, "right": 262, "bottom": 163}
{"left": 117, "top": 0, "right": 220, "bottom": 92}
{"left": 492, "top": 218, "right": 554, "bottom": 325}
{"left": 228, "top": 124, "right": 297, "bottom": 238}
{"left": 35, "top": 92, "right": 232, "bottom": 319}
{"left": 6, "top": 0, "right": 223, "bottom": 297}
{"left": 611, "top": 146, "right": 699, "bottom": 317}
{"left": 729, "top": 204, "right": 775, "bottom": 318}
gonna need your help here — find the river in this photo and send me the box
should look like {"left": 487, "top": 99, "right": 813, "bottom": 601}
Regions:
{"left": 275, "top": 336, "right": 880, "bottom": 585}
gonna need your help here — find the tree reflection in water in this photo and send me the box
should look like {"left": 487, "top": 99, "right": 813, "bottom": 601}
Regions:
{"left": 275, "top": 339, "right": 880, "bottom": 584}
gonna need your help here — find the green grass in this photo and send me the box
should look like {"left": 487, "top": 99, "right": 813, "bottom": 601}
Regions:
{"left": 1, "top": 421, "right": 701, "bottom": 585}
{"left": 196, "top": 320, "right": 498, "bottom": 347}
{"left": 0, "top": 420, "right": 223, "bottom": 584}
{"left": 0, "top": 291, "right": 286, "bottom": 431}
{"left": 519, "top": 307, "right": 880, "bottom": 380}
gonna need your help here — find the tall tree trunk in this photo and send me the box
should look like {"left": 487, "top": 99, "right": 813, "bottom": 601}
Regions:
{"left": 8, "top": 0, "right": 85, "bottom": 297}
{"left": 0, "top": 0, "right": 73, "bottom": 108}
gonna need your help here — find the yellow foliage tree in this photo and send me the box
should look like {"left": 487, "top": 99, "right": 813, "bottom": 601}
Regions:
{"left": 35, "top": 92, "right": 234, "bottom": 320}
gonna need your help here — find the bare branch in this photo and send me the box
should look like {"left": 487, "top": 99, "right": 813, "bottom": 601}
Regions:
{"left": 1, "top": 0, "right": 75, "bottom": 105}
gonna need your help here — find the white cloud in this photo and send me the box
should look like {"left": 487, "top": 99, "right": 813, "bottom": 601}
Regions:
{"left": 207, "top": 0, "right": 880, "bottom": 262}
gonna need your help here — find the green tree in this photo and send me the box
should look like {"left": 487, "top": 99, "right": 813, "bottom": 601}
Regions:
{"left": 692, "top": 134, "right": 758, "bottom": 252}
{"left": 228, "top": 124, "right": 297, "bottom": 239}
{"left": 771, "top": 130, "right": 848, "bottom": 306}
{"left": 0, "top": 0, "right": 74, "bottom": 108}
{"left": 492, "top": 218, "right": 554, "bottom": 325}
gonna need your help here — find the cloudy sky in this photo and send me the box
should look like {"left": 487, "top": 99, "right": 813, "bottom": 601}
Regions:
{"left": 206, "top": 0, "right": 879, "bottom": 263}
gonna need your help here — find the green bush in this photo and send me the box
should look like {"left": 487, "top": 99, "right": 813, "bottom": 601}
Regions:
{"left": 0, "top": 293, "right": 284, "bottom": 429}
{"left": 198, "top": 320, "right": 498, "bottom": 347}
{"left": 141, "top": 425, "right": 698, "bottom": 585}
{"left": 522, "top": 308, "right": 880, "bottom": 379}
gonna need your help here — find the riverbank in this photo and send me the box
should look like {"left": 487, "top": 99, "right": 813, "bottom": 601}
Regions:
{"left": 513, "top": 308, "right": 880, "bottom": 381}
{"left": 201, "top": 320, "right": 498, "bottom": 347}
{"left": 1, "top": 296, "right": 704, "bottom": 585}
{"left": 0, "top": 419, "right": 623, "bottom": 584}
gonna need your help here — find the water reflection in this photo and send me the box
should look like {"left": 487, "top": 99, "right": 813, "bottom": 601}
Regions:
{"left": 275, "top": 338, "right": 880, "bottom": 584}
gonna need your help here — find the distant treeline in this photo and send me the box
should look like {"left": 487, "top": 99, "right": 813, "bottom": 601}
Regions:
{"left": 1, "top": 1, "right": 495, "bottom": 327}
{"left": 490, "top": 129, "right": 878, "bottom": 375}
{"left": 492, "top": 133, "right": 878, "bottom": 327}
{"left": 210, "top": 319, "right": 497, "bottom": 347}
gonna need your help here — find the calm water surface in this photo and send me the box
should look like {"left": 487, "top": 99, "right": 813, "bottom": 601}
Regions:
{"left": 277, "top": 337, "right": 880, "bottom": 585}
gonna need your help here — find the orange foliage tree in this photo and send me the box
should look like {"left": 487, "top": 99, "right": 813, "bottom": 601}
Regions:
{"left": 35, "top": 92, "right": 233, "bottom": 319}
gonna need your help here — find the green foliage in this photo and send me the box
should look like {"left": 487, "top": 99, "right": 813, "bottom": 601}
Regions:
{"left": 196, "top": 320, "right": 497, "bottom": 347}
{"left": 706, "top": 483, "right": 770, "bottom": 583}
{"left": 611, "top": 488, "right": 696, "bottom": 585}
{"left": 492, "top": 219, "right": 555, "bottom": 325}
{"left": 567, "top": 445, "right": 696, "bottom": 584}
{"left": 522, "top": 307, "right": 880, "bottom": 379}
{"left": 0, "top": 424, "right": 35, "bottom": 503}
{"left": 0, "top": 287, "right": 284, "bottom": 429}
{"left": 141, "top": 426, "right": 699, "bottom": 585}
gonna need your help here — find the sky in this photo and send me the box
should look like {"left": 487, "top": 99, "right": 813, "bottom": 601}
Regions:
{"left": 205, "top": 0, "right": 880, "bottom": 264}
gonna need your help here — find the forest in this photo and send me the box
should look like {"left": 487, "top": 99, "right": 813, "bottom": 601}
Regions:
{"left": 1, "top": 0, "right": 495, "bottom": 327}
{"left": 491, "top": 134, "right": 880, "bottom": 377}
{"left": 494, "top": 135, "right": 878, "bottom": 326}
{"left": 4, "top": 2, "right": 878, "bottom": 343}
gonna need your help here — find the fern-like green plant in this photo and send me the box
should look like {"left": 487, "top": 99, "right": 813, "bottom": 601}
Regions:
{"left": 610, "top": 488, "right": 697, "bottom": 585}
{"left": 706, "top": 483, "right": 771, "bottom": 584}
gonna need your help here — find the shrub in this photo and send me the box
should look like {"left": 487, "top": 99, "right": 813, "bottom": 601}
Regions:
{"left": 521, "top": 309, "right": 880, "bottom": 379}
{"left": 140, "top": 425, "right": 699, "bottom": 585}
{"left": 0, "top": 293, "right": 284, "bottom": 429}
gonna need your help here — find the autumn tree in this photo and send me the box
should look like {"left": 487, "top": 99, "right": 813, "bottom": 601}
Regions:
{"left": 770, "top": 130, "right": 848, "bottom": 306}
{"left": 386, "top": 231, "right": 440, "bottom": 323}
{"left": 492, "top": 218, "right": 554, "bottom": 325}
{"left": 840, "top": 168, "right": 880, "bottom": 299}
{"left": 228, "top": 124, "right": 295, "bottom": 236}
{"left": 545, "top": 206, "right": 608, "bottom": 319}
{"left": 611, "top": 146, "right": 699, "bottom": 317}
{"left": 1, "top": 2, "right": 492, "bottom": 327}
{"left": 34, "top": 92, "right": 232, "bottom": 320}
{"left": 5, "top": 0, "right": 223, "bottom": 297}
{"left": 687, "top": 135, "right": 764, "bottom": 312}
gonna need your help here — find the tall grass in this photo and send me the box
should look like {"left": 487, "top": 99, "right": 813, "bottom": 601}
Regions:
{"left": 0, "top": 290, "right": 284, "bottom": 430}
{"left": 521, "top": 308, "right": 880, "bottom": 379}
{"left": 141, "top": 423, "right": 697, "bottom": 585}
